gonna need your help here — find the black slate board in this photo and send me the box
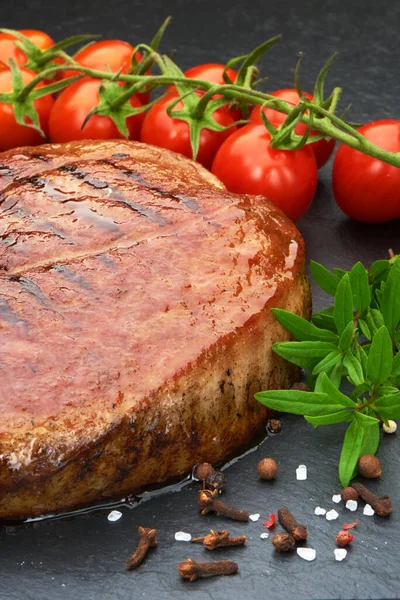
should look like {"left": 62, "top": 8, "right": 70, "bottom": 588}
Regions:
{"left": 1, "top": 0, "right": 400, "bottom": 598}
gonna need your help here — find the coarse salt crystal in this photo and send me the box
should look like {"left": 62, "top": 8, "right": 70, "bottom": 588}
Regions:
{"left": 297, "top": 547, "right": 316, "bottom": 561}
{"left": 260, "top": 532, "right": 269, "bottom": 540}
{"left": 345, "top": 500, "right": 358, "bottom": 512}
{"left": 326, "top": 509, "right": 339, "bottom": 521}
{"left": 332, "top": 494, "right": 342, "bottom": 504}
{"left": 107, "top": 510, "right": 122, "bottom": 522}
{"left": 249, "top": 513, "right": 260, "bottom": 522}
{"left": 174, "top": 531, "right": 192, "bottom": 542}
{"left": 363, "top": 504, "right": 375, "bottom": 516}
{"left": 314, "top": 507, "right": 326, "bottom": 516}
{"left": 334, "top": 548, "right": 347, "bottom": 561}
{"left": 296, "top": 465, "right": 307, "bottom": 480}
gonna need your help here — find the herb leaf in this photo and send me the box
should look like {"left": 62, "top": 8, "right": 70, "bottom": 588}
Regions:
{"left": 380, "top": 262, "right": 400, "bottom": 333}
{"left": 334, "top": 274, "right": 354, "bottom": 335}
{"left": 374, "top": 392, "right": 400, "bottom": 420}
{"left": 305, "top": 410, "right": 354, "bottom": 427}
{"left": 365, "top": 309, "right": 385, "bottom": 336}
{"left": 254, "top": 389, "right": 347, "bottom": 416}
{"left": 349, "top": 262, "right": 371, "bottom": 313}
{"left": 359, "top": 421, "right": 380, "bottom": 456}
{"left": 338, "top": 321, "right": 355, "bottom": 352}
{"left": 343, "top": 352, "right": 364, "bottom": 386}
{"left": 271, "top": 308, "right": 338, "bottom": 342}
{"left": 312, "top": 350, "right": 342, "bottom": 375}
{"left": 309, "top": 260, "right": 339, "bottom": 296}
{"left": 367, "top": 326, "right": 393, "bottom": 385}
{"left": 272, "top": 341, "right": 338, "bottom": 369}
{"left": 339, "top": 420, "right": 364, "bottom": 487}
{"left": 319, "top": 373, "right": 356, "bottom": 407}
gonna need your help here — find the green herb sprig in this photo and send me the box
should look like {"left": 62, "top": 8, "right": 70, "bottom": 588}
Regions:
{"left": 255, "top": 253, "right": 400, "bottom": 487}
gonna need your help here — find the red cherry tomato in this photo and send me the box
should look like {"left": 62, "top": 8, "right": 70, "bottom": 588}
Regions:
{"left": 140, "top": 93, "right": 237, "bottom": 169}
{"left": 211, "top": 123, "right": 318, "bottom": 221}
{"left": 184, "top": 63, "right": 238, "bottom": 85}
{"left": 65, "top": 40, "right": 150, "bottom": 104}
{"left": 0, "top": 29, "right": 55, "bottom": 68}
{"left": 183, "top": 63, "right": 242, "bottom": 122}
{"left": 48, "top": 77, "right": 144, "bottom": 143}
{"left": 250, "top": 89, "right": 335, "bottom": 168}
{"left": 332, "top": 120, "right": 400, "bottom": 223}
{"left": 0, "top": 68, "right": 53, "bottom": 151}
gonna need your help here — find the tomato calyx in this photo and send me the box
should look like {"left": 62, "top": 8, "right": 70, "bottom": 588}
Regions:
{"left": 0, "top": 28, "right": 99, "bottom": 74}
{"left": 80, "top": 77, "right": 156, "bottom": 137}
{"left": 0, "top": 59, "right": 81, "bottom": 135}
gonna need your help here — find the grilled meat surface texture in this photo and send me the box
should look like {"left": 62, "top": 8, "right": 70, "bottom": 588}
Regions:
{"left": 0, "top": 140, "right": 310, "bottom": 521}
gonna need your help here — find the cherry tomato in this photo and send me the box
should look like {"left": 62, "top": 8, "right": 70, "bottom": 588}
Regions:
{"left": 140, "top": 93, "right": 237, "bottom": 169}
{"left": 65, "top": 40, "right": 150, "bottom": 104}
{"left": 332, "top": 120, "right": 400, "bottom": 223}
{"left": 183, "top": 63, "right": 243, "bottom": 122}
{"left": 0, "top": 68, "right": 53, "bottom": 151}
{"left": 184, "top": 63, "right": 238, "bottom": 85}
{"left": 211, "top": 123, "right": 318, "bottom": 221}
{"left": 0, "top": 29, "right": 55, "bottom": 68}
{"left": 250, "top": 89, "right": 335, "bottom": 168}
{"left": 48, "top": 77, "right": 144, "bottom": 143}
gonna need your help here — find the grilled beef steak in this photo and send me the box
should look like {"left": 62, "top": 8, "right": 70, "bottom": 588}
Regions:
{"left": 0, "top": 140, "right": 310, "bottom": 521}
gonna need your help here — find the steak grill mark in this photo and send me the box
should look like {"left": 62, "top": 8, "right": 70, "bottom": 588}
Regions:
{"left": 57, "top": 165, "right": 168, "bottom": 226}
{"left": 102, "top": 159, "right": 200, "bottom": 212}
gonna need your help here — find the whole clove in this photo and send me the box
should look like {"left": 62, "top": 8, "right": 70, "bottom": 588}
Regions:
{"left": 352, "top": 482, "right": 392, "bottom": 517}
{"left": 191, "top": 529, "right": 247, "bottom": 550}
{"left": 198, "top": 489, "right": 249, "bottom": 521}
{"left": 177, "top": 558, "right": 238, "bottom": 581}
{"left": 126, "top": 526, "right": 158, "bottom": 570}
{"left": 278, "top": 507, "right": 308, "bottom": 541}
{"left": 272, "top": 532, "right": 296, "bottom": 552}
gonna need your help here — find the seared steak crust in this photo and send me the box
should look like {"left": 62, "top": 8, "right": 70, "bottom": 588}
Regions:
{"left": 0, "top": 140, "right": 310, "bottom": 521}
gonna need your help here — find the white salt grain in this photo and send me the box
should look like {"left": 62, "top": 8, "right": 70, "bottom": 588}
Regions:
{"left": 296, "top": 465, "right": 307, "bottom": 480}
{"left": 326, "top": 509, "right": 339, "bottom": 521}
{"left": 345, "top": 499, "right": 358, "bottom": 512}
{"left": 363, "top": 504, "right": 375, "bottom": 516}
{"left": 107, "top": 510, "right": 122, "bottom": 522}
{"left": 297, "top": 547, "right": 316, "bottom": 561}
{"left": 249, "top": 513, "right": 260, "bottom": 522}
{"left": 260, "top": 532, "right": 269, "bottom": 540}
{"left": 314, "top": 507, "right": 326, "bottom": 516}
{"left": 175, "top": 531, "right": 192, "bottom": 542}
{"left": 332, "top": 494, "right": 342, "bottom": 504}
{"left": 334, "top": 548, "right": 347, "bottom": 561}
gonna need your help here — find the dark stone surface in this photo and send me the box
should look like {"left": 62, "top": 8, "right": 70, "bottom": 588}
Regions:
{"left": 1, "top": 0, "right": 400, "bottom": 598}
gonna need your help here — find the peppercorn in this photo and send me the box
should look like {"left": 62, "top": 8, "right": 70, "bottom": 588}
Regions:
{"left": 206, "top": 470, "right": 227, "bottom": 493}
{"left": 193, "top": 462, "right": 214, "bottom": 482}
{"left": 257, "top": 457, "right": 278, "bottom": 480}
{"left": 341, "top": 487, "right": 359, "bottom": 503}
{"left": 267, "top": 418, "right": 281, "bottom": 433}
{"left": 357, "top": 454, "right": 382, "bottom": 479}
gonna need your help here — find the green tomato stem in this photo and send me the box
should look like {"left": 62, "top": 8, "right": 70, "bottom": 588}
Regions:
{"left": 15, "top": 63, "right": 400, "bottom": 168}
